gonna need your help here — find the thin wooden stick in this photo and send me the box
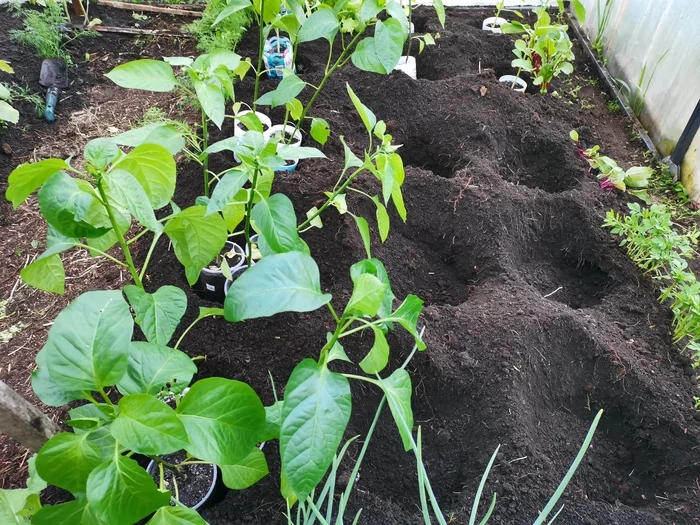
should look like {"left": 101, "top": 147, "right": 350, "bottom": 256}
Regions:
{"left": 72, "top": 23, "right": 193, "bottom": 37}
{"left": 95, "top": 0, "right": 203, "bottom": 17}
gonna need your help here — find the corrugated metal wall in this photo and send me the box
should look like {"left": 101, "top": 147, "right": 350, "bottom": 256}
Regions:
{"left": 576, "top": 0, "right": 700, "bottom": 197}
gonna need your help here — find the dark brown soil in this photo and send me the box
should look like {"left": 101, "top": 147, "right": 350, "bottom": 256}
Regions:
{"left": 148, "top": 451, "right": 216, "bottom": 508}
{"left": 2, "top": 6, "right": 699, "bottom": 525}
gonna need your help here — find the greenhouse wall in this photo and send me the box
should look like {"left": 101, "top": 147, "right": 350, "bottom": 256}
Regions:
{"left": 575, "top": 0, "right": 700, "bottom": 198}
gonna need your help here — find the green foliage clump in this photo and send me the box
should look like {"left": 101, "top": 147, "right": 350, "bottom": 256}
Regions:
{"left": 10, "top": 2, "right": 97, "bottom": 65}
{"left": 188, "top": 0, "right": 253, "bottom": 53}
{"left": 604, "top": 203, "right": 700, "bottom": 367}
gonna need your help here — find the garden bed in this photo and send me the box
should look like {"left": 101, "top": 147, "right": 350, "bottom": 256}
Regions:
{"left": 1, "top": 6, "right": 699, "bottom": 524}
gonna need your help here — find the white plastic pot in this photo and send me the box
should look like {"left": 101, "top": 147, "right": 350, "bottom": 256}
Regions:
{"left": 233, "top": 111, "right": 272, "bottom": 162}
{"left": 409, "top": 22, "right": 414, "bottom": 34}
{"left": 265, "top": 124, "right": 303, "bottom": 172}
{"left": 499, "top": 75, "right": 527, "bottom": 94}
{"left": 482, "top": 16, "right": 507, "bottom": 34}
{"left": 394, "top": 56, "right": 417, "bottom": 80}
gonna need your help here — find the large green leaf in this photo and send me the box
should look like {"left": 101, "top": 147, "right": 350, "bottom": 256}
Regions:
{"left": 0, "top": 488, "right": 31, "bottom": 525}
{"left": 206, "top": 168, "right": 248, "bottom": 216}
{"left": 6, "top": 159, "right": 69, "bottom": 209}
{"left": 105, "top": 59, "right": 177, "bottom": 92}
{"left": 0, "top": 100, "right": 19, "bottom": 125}
{"left": 105, "top": 169, "right": 161, "bottom": 233}
{"left": 32, "top": 349, "right": 83, "bottom": 407}
{"left": 220, "top": 447, "right": 269, "bottom": 490}
{"left": 110, "top": 394, "right": 189, "bottom": 455}
{"left": 213, "top": 0, "right": 252, "bottom": 25}
{"left": 374, "top": 19, "right": 406, "bottom": 73}
{"left": 84, "top": 138, "right": 119, "bottom": 170}
{"left": 297, "top": 8, "right": 340, "bottom": 42}
{"left": 224, "top": 252, "right": 331, "bottom": 322}
{"left": 68, "top": 404, "right": 118, "bottom": 461}
{"left": 124, "top": 285, "right": 187, "bottom": 345}
{"left": 37, "top": 173, "right": 111, "bottom": 239}
{"left": 87, "top": 456, "right": 170, "bottom": 525}
{"left": 255, "top": 72, "right": 306, "bottom": 107}
{"left": 117, "top": 342, "right": 196, "bottom": 396}
{"left": 20, "top": 254, "right": 64, "bottom": 294}
{"left": 359, "top": 326, "right": 389, "bottom": 374}
{"left": 175, "top": 378, "right": 265, "bottom": 465}
{"left": 379, "top": 368, "right": 414, "bottom": 451}
{"left": 346, "top": 84, "right": 377, "bottom": 133}
{"left": 251, "top": 194, "right": 308, "bottom": 255}
{"left": 345, "top": 273, "right": 387, "bottom": 317}
{"left": 113, "top": 123, "right": 185, "bottom": 156}
{"left": 351, "top": 37, "right": 386, "bottom": 75}
{"left": 37, "top": 290, "right": 133, "bottom": 391}
{"left": 164, "top": 206, "right": 228, "bottom": 285}
{"left": 350, "top": 258, "right": 395, "bottom": 319}
{"left": 31, "top": 500, "right": 93, "bottom": 525}
{"left": 280, "top": 359, "right": 351, "bottom": 500}
{"left": 385, "top": 294, "right": 425, "bottom": 349}
{"left": 146, "top": 506, "right": 208, "bottom": 525}
{"left": 35, "top": 433, "right": 103, "bottom": 494}
{"left": 114, "top": 143, "right": 176, "bottom": 209}
{"left": 193, "top": 78, "right": 226, "bottom": 129}
{"left": 372, "top": 196, "right": 390, "bottom": 242}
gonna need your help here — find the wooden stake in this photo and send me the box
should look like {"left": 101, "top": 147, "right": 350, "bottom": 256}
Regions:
{"left": 95, "top": 0, "right": 203, "bottom": 17}
{"left": 0, "top": 380, "right": 59, "bottom": 452}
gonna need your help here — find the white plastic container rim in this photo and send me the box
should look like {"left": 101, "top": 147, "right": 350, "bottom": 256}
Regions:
{"left": 499, "top": 75, "right": 527, "bottom": 93}
{"left": 233, "top": 110, "right": 272, "bottom": 137}
{"left": 266, "top": 124, "right": 303, "bottom": 171}
{"left": 483, "top": 16, "right": 507, "bottom": 34}
{"left": 395, "top": 56, "right": 417, "bottom": 80}
{"left": 200, "top": 241, "right": 245, "bottom": 277}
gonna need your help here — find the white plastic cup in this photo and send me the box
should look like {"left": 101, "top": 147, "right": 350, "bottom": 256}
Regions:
{"left": 233, "top": 111, "right": 272, "bottom": 162}
{"left": 265, "top": 124, "right": 303, "bottom": 172}
{"left": 482, "top": 16, "right": 507, "bottom": 34}
{"left": 394, "top": 56, "right": 417, "bottom": 80}
{"left": 499, "top": 75, "right": 527, "bottom": 94}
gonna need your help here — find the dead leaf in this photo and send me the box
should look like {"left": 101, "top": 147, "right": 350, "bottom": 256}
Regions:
{"left": 479, "top": 86, "right": 488, "bottom": 97}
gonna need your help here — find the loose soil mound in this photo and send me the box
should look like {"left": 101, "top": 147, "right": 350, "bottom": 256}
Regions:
{"left": 2, "top": 6, "right": 699, "bottom": 525}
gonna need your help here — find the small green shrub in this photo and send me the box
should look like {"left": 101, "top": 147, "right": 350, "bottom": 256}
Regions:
{"left": 10, "top": 2, "right": 97, "bottom": 65}
{"left": 604, "top": 203, "right": 700, "bottom": 368}
{"left": 188, "top": 0, "right": 253, "bottom": 53}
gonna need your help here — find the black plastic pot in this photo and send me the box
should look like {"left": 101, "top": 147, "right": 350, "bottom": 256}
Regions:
{"left": 146, "top": 455, "right": 226, "bottom": 511}
{"left": 192, "top": 242, "right": 244, "bottom": 303}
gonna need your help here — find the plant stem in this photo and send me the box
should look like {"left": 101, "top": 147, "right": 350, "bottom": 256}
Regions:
{"left": 297, "top": 164, "right": 365, "bottom": 231}
{"left": 252, "top": 1, "right": 266, "bottom": 112}
{"left": 96, "top": 176, "right": 144, "bottom": 289}
{"left": 74, "top": 243, "right": 129, "bottom": 268}
{"left": 244, "top": 167, "right": 260, "bottom": 266}
{"left": 202, "top": 108, "right": 210, "bottom": 197}
{"left": 147, "top": 455, "right": 182, "bottom": 472}
{"left": 289, "top": 29, "right": 366, "bottom": 144}
{"left": 138, "top": 232, "right": 161, "bottom": 282}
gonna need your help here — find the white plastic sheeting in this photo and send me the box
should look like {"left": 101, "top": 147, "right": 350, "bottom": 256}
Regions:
{"left": 576, "top": 0, "right": 700, "bottom": 199}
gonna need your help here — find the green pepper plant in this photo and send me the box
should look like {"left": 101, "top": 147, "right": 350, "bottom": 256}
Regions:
{"left": 212, "top": 0, "right": 445, "bottom": 145}
{"left": 106, "top": 50, "right": 251, "bottom": 197}
{"left": 502, "top": 8, "right": 575, "bottom": 93}
{"left": 14, "top": 288, "right": 267, "bottom": 524}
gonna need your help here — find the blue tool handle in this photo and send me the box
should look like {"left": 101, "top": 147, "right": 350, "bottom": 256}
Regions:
{"left": 45, "top": 87, "right": 59, "bottom": 122}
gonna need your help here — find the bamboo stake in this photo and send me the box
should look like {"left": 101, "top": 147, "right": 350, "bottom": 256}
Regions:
{"left": 0, "top": 380, "right": 59, "bottom": 452}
